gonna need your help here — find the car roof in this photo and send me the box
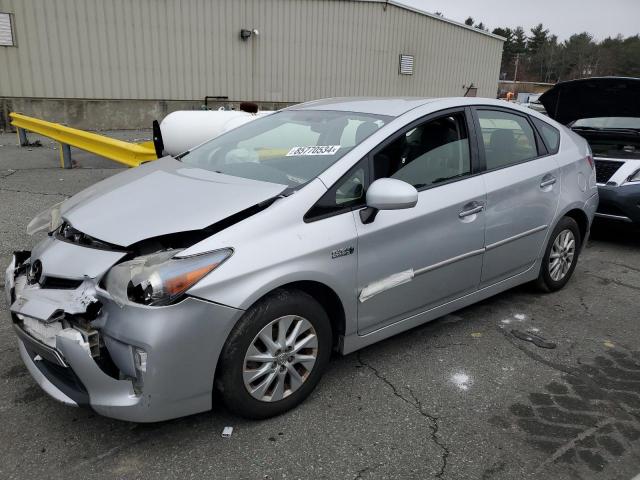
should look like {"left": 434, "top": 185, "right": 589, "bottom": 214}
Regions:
{"left": 288, "top": 97, "right": 440, "bottom": 117}
{"left": 287, "top": 97, "right": 535, "bottom": 118}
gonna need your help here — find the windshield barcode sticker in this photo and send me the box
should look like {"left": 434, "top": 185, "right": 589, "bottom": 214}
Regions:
{"left": 286, "top": 145, "right": 340, "bottom": 156}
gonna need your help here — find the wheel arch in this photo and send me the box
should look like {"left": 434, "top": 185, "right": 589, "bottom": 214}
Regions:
{"left": 251, "top": 280, "right": 347, "bottom": 351}
{"left": 563, "top": 208, "right": 589, "bottom": 244}
{"left": 212, "top": 278, "right": 348, "bottom": 403}
{"left": 535, "top": 205, "right": 590, "bottom": 277}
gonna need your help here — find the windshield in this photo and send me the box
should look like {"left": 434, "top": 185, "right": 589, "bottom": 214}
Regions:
{"left": 180, "top": 110, "right": 390, "bottom": 187}
{"left": 572, "top": 117, "right": 640, "bottom": 130}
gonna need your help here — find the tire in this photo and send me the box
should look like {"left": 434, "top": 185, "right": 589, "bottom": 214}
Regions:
{"left": 217, "top": 289, "right": 332, "bottom": 419}
{"left": 536, "top": 217, "right": 582, "bottom": 292}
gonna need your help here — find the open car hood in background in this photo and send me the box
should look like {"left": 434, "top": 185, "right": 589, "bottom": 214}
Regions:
{"left": 540, "top": 77, "right": 640, "bottom": 125}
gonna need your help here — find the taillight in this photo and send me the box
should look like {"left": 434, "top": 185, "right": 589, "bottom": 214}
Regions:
{"left": 586, "top": 155, "right": 595, "bottom": 170}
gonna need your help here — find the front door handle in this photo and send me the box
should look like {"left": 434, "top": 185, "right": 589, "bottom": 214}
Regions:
{"left": 459, "top": 202, "right": 484, "bottom": 218}
{"left": 540, "top": 176, "right": 557, "bottom": 188}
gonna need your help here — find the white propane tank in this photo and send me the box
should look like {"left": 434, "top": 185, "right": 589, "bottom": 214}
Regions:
{"left": 160, "top": 110, "right": 272, "bottom": 156}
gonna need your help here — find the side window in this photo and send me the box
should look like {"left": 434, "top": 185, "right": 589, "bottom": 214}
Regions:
{"left": 335, "top": 167, "right": 365, "bottom": 205}
{"left": 372, "top": 112, "right": 471, "bottom": 189}
{"left": 304, "top": 163, "right": 367, "bottom": 221}
{"left": 477, "top": 110, "right": 539, "bottom": 170}
{"left": 532, "top": 117, "right": 561, "bottom": 154}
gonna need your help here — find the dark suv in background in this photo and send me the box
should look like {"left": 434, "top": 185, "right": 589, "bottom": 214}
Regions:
{"left": 541, "top": 77, "right": 640, "bottom": 225}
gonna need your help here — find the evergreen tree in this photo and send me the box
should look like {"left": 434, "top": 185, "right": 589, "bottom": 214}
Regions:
{"left": 478, "top": 18, "right": 640, "bottom": 82}
{"left": 512, "top": 27, "right": 528, "bottom": 54}
{"left": 528, "top": 24, "right": 549, "bottom": 56}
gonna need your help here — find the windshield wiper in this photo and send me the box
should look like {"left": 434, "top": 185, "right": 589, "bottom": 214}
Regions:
{"left": 607, "top": 128, "right": 640, "bottom": 134}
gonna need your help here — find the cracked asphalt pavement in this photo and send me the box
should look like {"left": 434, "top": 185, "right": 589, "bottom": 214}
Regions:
{"left": 1, "top": 131, "right": 640, "bottom": 479}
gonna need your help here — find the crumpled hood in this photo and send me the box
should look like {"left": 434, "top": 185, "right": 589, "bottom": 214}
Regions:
{"left": 540, "top": 77, "right": 640, "bottom": 125}
{"left": 61, "top": 157, "right": 287, "bottom": 247}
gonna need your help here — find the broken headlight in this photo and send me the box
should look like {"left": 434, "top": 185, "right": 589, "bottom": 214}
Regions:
{"left": 105, "top": 248, "right": 232, "bottom": 306}
{"left": 26, "top": 201, "right": 64, "bottom": 235}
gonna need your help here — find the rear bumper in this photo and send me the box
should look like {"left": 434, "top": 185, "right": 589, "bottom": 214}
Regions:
{"left": 6, "top": 251, "right": 244, "bottom": 423}
{"left": 583, "top": 192, "right": 598, "bottom": 244}
{"left": 596, "top": 183, "right": 640, "bottom": 224}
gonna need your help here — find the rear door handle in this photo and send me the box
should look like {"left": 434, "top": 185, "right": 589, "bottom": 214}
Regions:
{"left": 540, "top": 177, "right": 557, "bottom": 188}
{"left": 459, "top": 202, "right": 484, "bottom": 218}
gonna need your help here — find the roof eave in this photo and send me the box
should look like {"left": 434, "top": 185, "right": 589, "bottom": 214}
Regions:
{"left": 355, "top": 0, "right": 506, "bottom": 42}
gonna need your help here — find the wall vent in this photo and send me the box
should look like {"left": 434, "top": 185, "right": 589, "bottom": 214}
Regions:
{"left": 399, "top": 54, "right": 414, "bottom": 75}
{"left": 0, "top": 13, "right": 15, "bottom": 46}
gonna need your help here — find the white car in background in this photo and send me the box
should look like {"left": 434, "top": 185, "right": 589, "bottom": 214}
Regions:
{"left": 520, "top": 94, "right": 546, "bottom": 113}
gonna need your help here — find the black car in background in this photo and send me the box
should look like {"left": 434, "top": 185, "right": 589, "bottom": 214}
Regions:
{"left": 540, "top": 77, "right": 640, "bottom": 225}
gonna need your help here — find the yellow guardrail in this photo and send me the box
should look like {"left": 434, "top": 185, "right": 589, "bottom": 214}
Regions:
{"left": 9, "top": 112, "right": 158, "bottom": 168}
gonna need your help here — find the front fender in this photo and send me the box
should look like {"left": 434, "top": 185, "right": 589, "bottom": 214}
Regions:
{"left": 189, "top": 258, "right": 358, "bottom": 338}
{"left": 185, "top": 220, "right": 358, "bottom": 339}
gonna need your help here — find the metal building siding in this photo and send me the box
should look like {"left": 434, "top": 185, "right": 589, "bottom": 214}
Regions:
{"left": 0, "top": 0, "right": 503, "bottom": 101}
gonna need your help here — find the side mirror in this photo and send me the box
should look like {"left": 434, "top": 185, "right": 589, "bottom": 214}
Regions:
{"left": 360, "top": 178, "right": 418, "bottom": 224}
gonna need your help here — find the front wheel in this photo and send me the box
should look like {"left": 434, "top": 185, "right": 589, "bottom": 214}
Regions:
{"left": 217, "top": 289, "right": 332, "bottom": 419}
{"left": 536, "top": 217, "right": 582, "bottom": 292}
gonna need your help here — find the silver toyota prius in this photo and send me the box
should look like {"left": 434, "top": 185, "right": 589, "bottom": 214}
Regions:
{"left": 5, "top": 97, "right": 598, "bottom": 422}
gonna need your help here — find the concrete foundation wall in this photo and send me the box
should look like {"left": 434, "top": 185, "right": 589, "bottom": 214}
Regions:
{"left": 0, "top": 98, "right": 292, "bottom": 131}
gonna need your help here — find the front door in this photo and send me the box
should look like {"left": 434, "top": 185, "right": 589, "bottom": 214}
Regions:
{"left": 472, "top": 108, "right": 561, "bottom": 286}
{"left": 355, "top": 110, "right": 486, "bottom": 334}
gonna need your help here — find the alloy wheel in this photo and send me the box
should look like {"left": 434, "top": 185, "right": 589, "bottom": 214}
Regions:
{"left": 549, "top": 229, "right": 576, "bottom": 282}
{"left": 243, "top": 315, "right": 318, "bottom": 402}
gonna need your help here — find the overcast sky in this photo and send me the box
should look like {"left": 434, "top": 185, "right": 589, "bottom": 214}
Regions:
{"left": 397, "top": 0, "right": 640, "bottom": 41}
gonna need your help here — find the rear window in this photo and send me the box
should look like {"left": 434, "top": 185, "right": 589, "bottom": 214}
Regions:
{"left": 532, "top": 117, "right": 560, "bottom": 154}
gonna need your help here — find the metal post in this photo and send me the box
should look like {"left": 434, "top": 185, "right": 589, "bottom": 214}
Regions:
{"left": 17, "top": 127, "right": 28, "bottom": 146}
{"left": 59, "top": 143, "right": 72, "bottom": 169}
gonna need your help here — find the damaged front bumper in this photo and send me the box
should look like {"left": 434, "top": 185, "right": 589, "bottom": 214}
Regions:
{"left": 5, "top": 245, "right": 243, "bottom": 422}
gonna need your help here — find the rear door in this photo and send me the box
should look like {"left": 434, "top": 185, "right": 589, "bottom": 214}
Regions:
{"left": 472, "top": 107, "right": 560, "bottom": 286}
{"left": 355, "top": 109, "right": 486, "bottom": 334}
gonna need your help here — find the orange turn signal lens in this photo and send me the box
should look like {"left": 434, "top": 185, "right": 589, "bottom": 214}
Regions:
{"left": 164, "top": 263, "right": 220, "bottom": 296}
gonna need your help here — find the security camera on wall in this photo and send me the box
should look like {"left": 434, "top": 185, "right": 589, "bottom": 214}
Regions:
{"left": 240, "top": 28, "right": 259, "bottom": 40}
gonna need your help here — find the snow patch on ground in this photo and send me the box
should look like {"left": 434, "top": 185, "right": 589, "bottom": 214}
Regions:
{"left": 501, "top": 313, "right": 528, "bottom": 326}
{"left": 451, "top": 372, "right": 471, "bottom": 391}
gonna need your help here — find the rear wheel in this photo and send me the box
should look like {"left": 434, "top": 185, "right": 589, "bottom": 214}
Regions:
{"left": 217, "top": 289, "right": 332, "bottom": 419}
{"left": 536, "top": 217, "right": 581, "bottom": 292}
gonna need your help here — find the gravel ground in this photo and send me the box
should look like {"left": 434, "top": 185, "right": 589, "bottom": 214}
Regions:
{"left": 1, "top": 131, "right": 640, "bottom": 479}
